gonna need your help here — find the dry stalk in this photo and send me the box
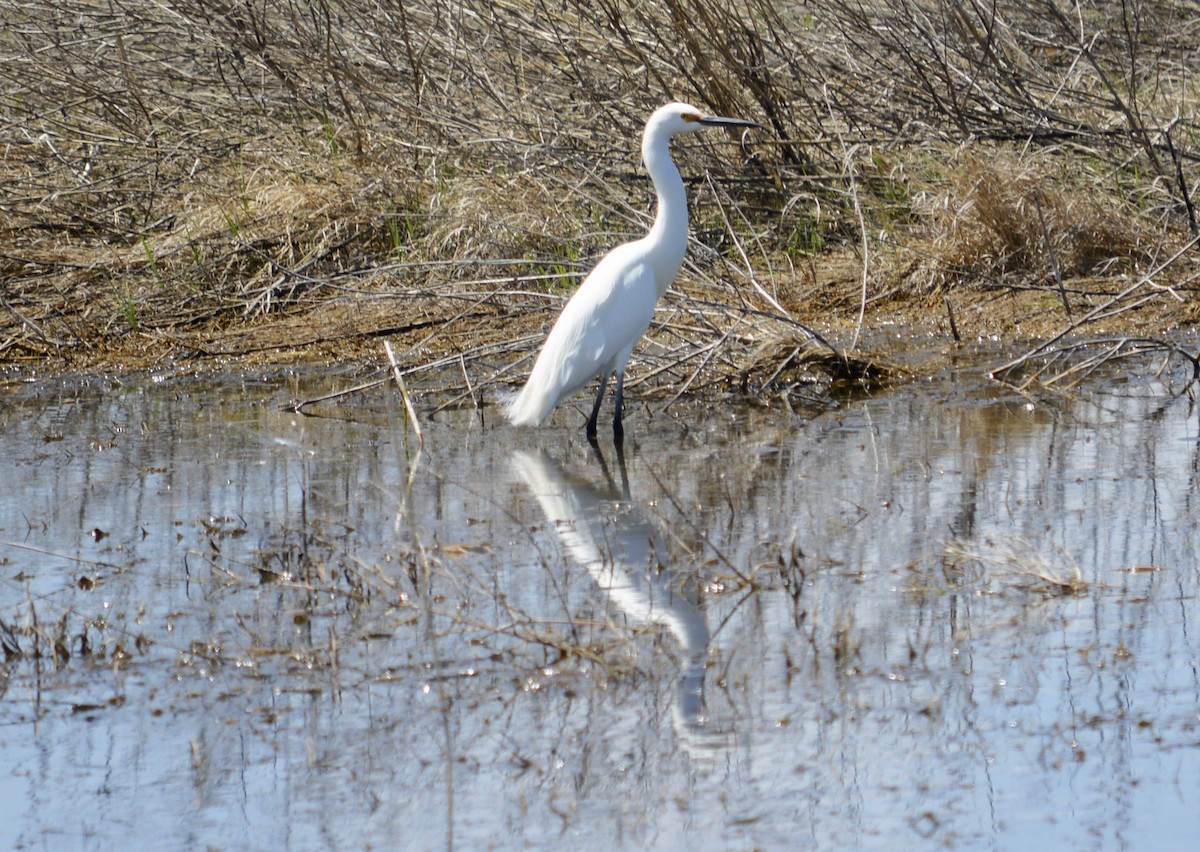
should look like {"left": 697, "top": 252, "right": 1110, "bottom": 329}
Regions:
{"left": 384, "top": 340, "right": 424, "bottom": 448}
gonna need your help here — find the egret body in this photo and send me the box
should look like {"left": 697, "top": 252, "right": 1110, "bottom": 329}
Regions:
{"left": 503, "top": 102, "right": 760, "bottom": 442}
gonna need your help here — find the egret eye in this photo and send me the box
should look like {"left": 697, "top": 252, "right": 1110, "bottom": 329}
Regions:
{"left": 682, "top": 112, "right": 702, "bottom": 123}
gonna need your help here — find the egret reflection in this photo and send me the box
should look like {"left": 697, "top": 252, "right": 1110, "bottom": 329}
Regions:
{"left": 512, "top": 447, "right": 730, "bottom": 755}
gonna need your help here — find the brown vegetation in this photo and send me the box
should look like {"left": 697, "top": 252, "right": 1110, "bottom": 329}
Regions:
{"left": 2, "top": 0, "right": 1198, "bottom": 392}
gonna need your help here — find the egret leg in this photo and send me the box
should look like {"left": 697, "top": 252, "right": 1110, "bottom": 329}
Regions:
{"left": 612, "top": 370, "right": 626, "bottom": 444}
{"left": 586, "top": 372, "right": 610, "bottom": 441}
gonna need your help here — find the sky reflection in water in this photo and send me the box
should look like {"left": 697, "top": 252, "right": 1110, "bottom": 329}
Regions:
{"left": 1, "top": 359, "right": 1198, "bottom": 850}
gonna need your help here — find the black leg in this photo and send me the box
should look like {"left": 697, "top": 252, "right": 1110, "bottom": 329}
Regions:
{"left": 586, "top": 372, "right": 610, "bottom": 441}
{"left": 612, "top": 370, "right": 625, "bottom": 444}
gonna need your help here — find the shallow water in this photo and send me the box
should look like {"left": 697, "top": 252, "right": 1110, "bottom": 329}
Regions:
{"left": 2, "top": 350, "right": 1199, "bottom": 850}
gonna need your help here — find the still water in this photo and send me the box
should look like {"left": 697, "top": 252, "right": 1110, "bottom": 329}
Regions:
{"left": 1, "top": 349, "right": 1198, "bottom": 850}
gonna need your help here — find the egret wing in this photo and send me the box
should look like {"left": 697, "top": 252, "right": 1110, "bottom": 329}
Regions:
{"left": 543, "top": 246, "right": 658, "bottom": 400}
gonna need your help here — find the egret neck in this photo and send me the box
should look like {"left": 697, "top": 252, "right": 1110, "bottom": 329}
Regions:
{"left": 642, "top": 120, "right": 690, "bottom": 298}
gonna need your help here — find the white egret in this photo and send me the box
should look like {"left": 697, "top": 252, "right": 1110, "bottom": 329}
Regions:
{"left": 503, "top": 102, "right": 761, "bottom": 442}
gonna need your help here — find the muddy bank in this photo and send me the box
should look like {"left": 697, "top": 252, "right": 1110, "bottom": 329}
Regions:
{"left": 7, "top": 251, "right": 1199, "bottom": 398}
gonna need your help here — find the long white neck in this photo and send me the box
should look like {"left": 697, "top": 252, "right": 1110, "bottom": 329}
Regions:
{"left": 642, "top": 130, "right": 689, "bottom": 296}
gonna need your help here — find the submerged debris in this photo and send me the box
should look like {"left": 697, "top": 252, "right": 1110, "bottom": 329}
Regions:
{"left": 992, "top": 335, "right": 1200, "bottom": 392}
{"left": 941, "top": 535, "right": 1087, "bottom": 597}
{"left": 737, "top": 330, "right": 892, "bottom": 395}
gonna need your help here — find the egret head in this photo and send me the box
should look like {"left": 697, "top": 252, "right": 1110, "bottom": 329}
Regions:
{"left": 647, "top": 102, "right": 762, "bottom": 139}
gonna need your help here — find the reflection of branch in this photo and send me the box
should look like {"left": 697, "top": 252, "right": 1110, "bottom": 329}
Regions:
{"left": 414, "top": 526, "right": 456, "bottom": 851}
{"left": 641, "top": 461, "right": 749, "bottom": 585}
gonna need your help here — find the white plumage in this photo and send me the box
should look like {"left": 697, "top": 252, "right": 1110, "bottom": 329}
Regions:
{"left": 504, "top": 102, "right": 760, "bottom": 442}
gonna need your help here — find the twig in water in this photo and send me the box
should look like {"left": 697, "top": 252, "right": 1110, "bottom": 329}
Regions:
{"left": 642, "top": 460, "right": 750, "bottom": 586}
{"left": 992, "top": 233, "right": 1200, "bottom": 387}
{"left": 943, "top": 293, "right": 961, "bottom": 342}
{"left": 286, "top": 376, "right": 388, "bottom": 413}
{"left": 459, "top": 352, "right": 477, "bottom": 410}
{"left": 385, "top": 340, "right": 424, "bottom": 448}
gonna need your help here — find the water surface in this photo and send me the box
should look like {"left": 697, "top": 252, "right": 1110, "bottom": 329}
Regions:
{"left": 1, "top": 351, "right": 1198, "bottom": 850}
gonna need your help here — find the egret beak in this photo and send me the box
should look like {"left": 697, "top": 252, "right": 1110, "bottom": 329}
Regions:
{"left": 697, "top": 114, "right": 763, "bottom": 130}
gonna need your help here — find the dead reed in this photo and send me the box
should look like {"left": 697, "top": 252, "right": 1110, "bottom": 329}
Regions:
{"left": 2, "top": 0, "right": 1198, "bottom": 388}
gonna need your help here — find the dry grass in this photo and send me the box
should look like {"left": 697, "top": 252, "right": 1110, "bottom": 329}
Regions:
{"left": 2, "top": 0, "right": 1199, "bottom": 389}
{"left": 922, "top": 147, "right": 1153, "bottom": 289}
